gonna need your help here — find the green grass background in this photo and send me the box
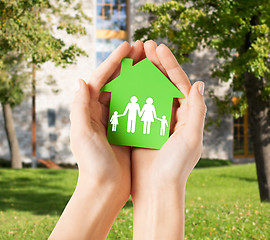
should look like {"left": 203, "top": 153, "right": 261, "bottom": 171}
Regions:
{"left": 0, "top": 163, "right": 269, "bottom": 239}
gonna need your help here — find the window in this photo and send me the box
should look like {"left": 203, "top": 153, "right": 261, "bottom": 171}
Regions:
{"left": 96, "top": 38, "right": 125, "bottom": 66}
{"left": 96, "top": 0, "right": 128, "bottom": 66}
{"left": 233, "top": 110, "right": 254, "bottom": 158}
{"left": 47, "top": 109, "right": 56, "bottom": 127}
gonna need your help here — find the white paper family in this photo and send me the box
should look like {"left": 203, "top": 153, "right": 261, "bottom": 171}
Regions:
{"left": 110, "top": 96, "right": 168, "bottom": 136}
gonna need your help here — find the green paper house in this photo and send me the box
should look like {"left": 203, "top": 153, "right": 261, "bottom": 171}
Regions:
{"left": 101, "top": 58, "right": 185, "bottom": 149}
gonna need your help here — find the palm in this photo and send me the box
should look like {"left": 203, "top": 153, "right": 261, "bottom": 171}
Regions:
{"left": 79, "top": 41, "right": 144, "bottom": 185}
{"left": 131, "top": 98, "right": 192, "bottom": 183}
{"left": 130, "top": 41, "right": 205, "bottom": 194}
{"left": 96, "top": 90, "right": 131, "bottom": 180}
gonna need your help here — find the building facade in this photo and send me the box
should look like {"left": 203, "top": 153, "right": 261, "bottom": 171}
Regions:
{"left": 0, "top": 0, "right": 253, "bottom": 164}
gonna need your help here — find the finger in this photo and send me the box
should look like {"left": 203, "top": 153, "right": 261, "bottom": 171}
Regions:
{"left": 186, "top": 81, "right": 207, "bottom": 143}
{"left": 99, "top": 40, "right": 145, "bottom": 109}
{"left": 100, "top": 103, "right": 109, "bottom": 128}
{"left": 99, "top": 91, "right": 111, "bottom": 107}
{"left": 70, "top": 79, "right": 92, "bottom": 136}
{"left": 140, "top": 46, "right": 146, "bottom": 59}
{"left": 144, "top": 40, "right": 167, "bottom": 76}
{"left": 156, "top": 44, "right": 191, "bottom": 98}
{"left": 174, "top": 101, "right": 188, "bottom": 131}
{"left": 129, "top": 40, "right": 145, "bottom": 64}
{"left": 109, "top": 40, "right": 145, "bottom": 81}
{"left": 169, "top": 98, "right": 180, "bottom": 135}
{"left": 88, "top": 41, "right": 131, "bottom": 93}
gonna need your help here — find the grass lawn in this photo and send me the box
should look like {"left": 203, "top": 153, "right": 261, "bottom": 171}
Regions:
{"left": 0, "top": 163, "right": 269, "bottom": 239}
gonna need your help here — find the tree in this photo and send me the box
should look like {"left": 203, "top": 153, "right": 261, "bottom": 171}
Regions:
{"left": 0, "top": 55, "right": 29, "bottom": 168}
{"left": 134, "top": 0, "right": 270, "bottom": 202}
{"left": 0, "top": 0, "right": 91, "bottom": 168}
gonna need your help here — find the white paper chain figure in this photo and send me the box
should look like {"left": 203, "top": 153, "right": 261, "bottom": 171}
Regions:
{"left": 110, "top": 111, "right": 120, "bottom": 131}
{"left": 140, "top": 98, "right": 157, "bottom": 135}
{"left": 157, "top": 115, "right": 168, "bottom": 136}
{"left": 110, "top": 96, "right": 168, "bottom": 136}
{"left": 121, "top": 96, "right": 141, "bottom": 133}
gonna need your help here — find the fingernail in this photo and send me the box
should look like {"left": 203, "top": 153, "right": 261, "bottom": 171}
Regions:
{"left": 158, "top": 43, "right": 166, "bottom": 48}
{"left": 132, "top": 40, "right": 139, "bottom": 46}
{"left": 75, "top": 79, "right": 81, "bottom": 92}
{"left": 198, "top": 82, "right": 205, "bottom": 96}
{"left": 118, "top": 41, "right": 129, "bottom": 48}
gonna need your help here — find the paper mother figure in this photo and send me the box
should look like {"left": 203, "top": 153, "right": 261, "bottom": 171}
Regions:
{"left": 101, "top": 58, "right": 185, "bottom": 149}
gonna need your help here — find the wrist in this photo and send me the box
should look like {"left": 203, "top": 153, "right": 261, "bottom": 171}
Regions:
{"left": 132, "top": 181, "right": 186, "bottom": 240}
{"left": 50, "top": 167, "right": 130, "bottom": 240}
{"left": 132, "top": 181, "right": 185, "bottom": 204}
{"left": 132, "top": 171, "right": 186, "bottom": 201}
{"left": 77, "top": 170, "right": 130, "bottom": 205}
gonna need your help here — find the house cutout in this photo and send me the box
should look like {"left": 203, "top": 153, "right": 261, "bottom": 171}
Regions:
{"left": 101, "top": 58, "right": 185, "bottom": 149}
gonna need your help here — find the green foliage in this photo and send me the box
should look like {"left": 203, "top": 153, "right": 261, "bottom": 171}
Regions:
{"left": 0, "top": 54, "right": 30, "bottom": 106}
{"left": 0, "top": 0, "right": 90, "bottom": 66}
{"left": 134, "top": 0, "right": 270, "bottom": 121}
{"left": 45, "top": 75, "right": 62, "bottom": 94}
{"left": 134, "top": 1, "right": 205, "bottom": 63}
{"left": 0, "top": 0, "right": 91, "bottom": 106}
{"left": 0, "top": 164, "right": 269, "bottom": 239}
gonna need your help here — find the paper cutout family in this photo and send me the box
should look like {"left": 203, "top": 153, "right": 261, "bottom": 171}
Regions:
{"left": 110, "top": 96, "right": 168, "bottom": 136}
{"left": 101, "top": 58, "right": 185, "bottom": 149}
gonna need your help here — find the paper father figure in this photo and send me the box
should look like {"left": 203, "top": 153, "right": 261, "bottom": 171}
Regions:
{"left": 101, "top": 58, "right": 185, "bottom": 149}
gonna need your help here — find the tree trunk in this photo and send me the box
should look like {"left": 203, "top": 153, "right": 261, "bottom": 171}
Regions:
{"left": 2, "top": 103, "right": 22, "bottom": 169}
{"left": 241, "top": 15, "right": 270, "bottom": 202}
{"left": 244, "top": 72, "right": 270, "bottom": 202}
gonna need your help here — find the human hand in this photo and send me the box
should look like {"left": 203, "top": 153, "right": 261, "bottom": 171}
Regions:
{"left": 131, "top": 40, "right": 206, "bottom": 194}
{"left": 70, "top": 40, "right": 145, "bottom": 195}
{"left": 70, "top": 42, "right": 130, "bottom": 197}
{"left": 131, "top": 40, "right": 207, "bottom": 239}
{"left": 49, "top": 41, "right": 147, "bottom": 240}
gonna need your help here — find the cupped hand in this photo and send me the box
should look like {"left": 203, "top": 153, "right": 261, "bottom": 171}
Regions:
{"left": 69, "top": 41, "right": 145, "bottom": 200}
{"left": 131, "top": 40, "right": 207, "bottom": 197}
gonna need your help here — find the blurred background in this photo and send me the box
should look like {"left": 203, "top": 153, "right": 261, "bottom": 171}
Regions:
{"left": 0, "top": 0, "right": 269, "bottom": 239}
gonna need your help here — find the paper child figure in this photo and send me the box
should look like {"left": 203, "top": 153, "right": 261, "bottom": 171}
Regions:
{"left": 140, "top": 97, "right": 157, "bottom": 135}
{"left": 122, "top": 96, "right": 141, "bottom": 133}
{"left": 110, "top": 111, "right": 121, "bottom": 131}
{"left": 157, "top": 115, "right": 168, "bottom": 136}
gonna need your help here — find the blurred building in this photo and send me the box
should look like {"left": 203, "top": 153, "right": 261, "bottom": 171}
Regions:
{"left": 0, "top": 0, "right": 253, "bottom": 164}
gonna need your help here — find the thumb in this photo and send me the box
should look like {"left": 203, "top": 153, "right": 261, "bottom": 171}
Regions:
{"left": 186, "top": 81, "right": 207, "bottom": 141}
{"left": 70, "top": 79, "right": 92, "bottom": 136}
